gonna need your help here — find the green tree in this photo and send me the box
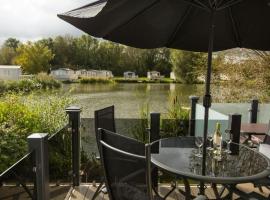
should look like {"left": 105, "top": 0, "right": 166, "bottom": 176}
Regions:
{"left": 52, "top": 35, "right": 76, "bottom": 67}
{"left": 0, "top": 38, "right": 20, "bottom": 65}
{"left": 0, "top": 47, "right": 17, "bottom": 65}
{"left": 3, "top": 38, "right": 20, "bottom": 49}
{"left": 171, "top": 50, "right": 206, "bottom": 83}
{"left": 153, "top": 48, "right": 172, "bottom": 77}
{"left": 14, "top": 42, "right": 54, "bottom": 74}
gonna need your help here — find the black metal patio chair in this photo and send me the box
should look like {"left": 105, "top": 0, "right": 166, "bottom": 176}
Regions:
{"left": 91, "top": 106, "right": 116, "bottom": 199}
{"left": 93, "top": 106, "right": 163, "bottom": 199}
{"left": 98, "top": 128, "right": 206, "bottom": 200}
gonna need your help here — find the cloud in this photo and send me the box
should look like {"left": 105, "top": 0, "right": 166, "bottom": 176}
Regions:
{"left": 0, "top": 0, "right": 93, "bottom": 44}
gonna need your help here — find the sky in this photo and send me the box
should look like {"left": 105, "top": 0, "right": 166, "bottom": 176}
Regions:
{"left": 0, "top": 0, "right": 94, "bottom": 45}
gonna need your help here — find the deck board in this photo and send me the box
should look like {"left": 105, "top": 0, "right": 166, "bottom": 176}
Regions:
{"left": 65, "top": 183, "right": 270, "bottom": 200}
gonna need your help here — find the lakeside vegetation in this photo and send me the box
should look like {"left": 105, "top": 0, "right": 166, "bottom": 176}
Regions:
{"left": 0, "top": 92, "right": 74, "bottom": 173}
{"left": 79, "top": 77, "right": 115, "bottom": 84}
{"left": 0, "top": 73, "right": 61, "bottom": 94}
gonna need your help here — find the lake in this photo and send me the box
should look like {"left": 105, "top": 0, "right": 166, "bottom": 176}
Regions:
{"left": 64, "top": 83, "right": 205, "bottom": 118}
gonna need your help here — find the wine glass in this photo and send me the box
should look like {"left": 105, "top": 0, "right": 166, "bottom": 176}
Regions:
{"left": 207, "top": 133, "right": 214, "bottom": 151}
{"left": 224, "top": 129, "right": 232, "bottom": 154}
{"left": 195, "top": 137, "right": 203, "bottom": 158}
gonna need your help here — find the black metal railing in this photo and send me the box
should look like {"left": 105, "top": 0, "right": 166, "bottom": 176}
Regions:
{"left": 48, "top": 124, "right": 72, "bottom": 200}
{"left": 0, "top": 151, "right": 36, "bottom": 200}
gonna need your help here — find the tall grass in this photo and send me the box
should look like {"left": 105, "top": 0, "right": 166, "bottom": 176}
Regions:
{"left": 131, "top": 94, "right": 190, "bottom": 141}
{"left": 161, "top": 94, "right": 190, "bottom": 137}
{"left": 131, "top": 102, "right": 150, "bottom": 143}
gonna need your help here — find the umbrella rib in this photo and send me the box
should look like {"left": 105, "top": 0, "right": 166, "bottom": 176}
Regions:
{"left": 166, "top": 5, "right": 192, "bottom": 47}
{"left": 181, "top": 0, "right": 210, "bottom": 11}
{"left": 103, "top": 0, "right": 161, "bottom": 38}
{"left": 228, "top": 7, "right": 242, "bottom": 47}
{"left": 217, "top": 0, "right": 225, "bottom": 8}
{"left": 193, "top": 0, "right": 211, "bottom": 11}
{"left": 217, "top": 0, "right": 243, "bottom": 10}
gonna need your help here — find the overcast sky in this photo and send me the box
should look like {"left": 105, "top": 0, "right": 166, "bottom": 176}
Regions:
{"left": 0, "top": 0, "right": 94, "bottom": 44}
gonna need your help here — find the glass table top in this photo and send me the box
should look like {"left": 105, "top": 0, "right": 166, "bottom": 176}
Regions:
{"left": 151, "top": 137, "right": 270, "bottom": 184}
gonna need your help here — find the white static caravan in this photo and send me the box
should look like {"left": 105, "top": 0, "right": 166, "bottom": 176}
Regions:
{"left": 76, "top": 69, "right": 88, "bottom": 78}
{"left": 147, "top": 71, "right": 161, "bottom": 80}
{"left": 97, "top": 70, "right": 114, "bottom": 79}
{"left": 123, "top": 71, "right": 138, "bottom": 79}
{"left": 170, "top": 72, "right": 176, "bottom": 80}
{"left": 50, "top": 68, "right": 77, "bottom": 81}
{"left": 0, "top": 65, "right": 22, "bottom": 81}
{"left": 76, "top": 69, "right": 113, "bottom": 79}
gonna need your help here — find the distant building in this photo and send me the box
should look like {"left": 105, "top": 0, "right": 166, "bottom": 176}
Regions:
{"left": 0, "top": 65, "right": 22, "bottom": 81}
{"left": 170, "top": 72, "right": 176, "bottom": 80}
{"left": 123, "top": 71, "right": 138, "bottom": 79}
{"left": 99, "top": 70, "right": 113, "bottom": 79}
{"left": 76, "top": 69, "right": 88, "bottom": 78}
{"left": 50, "top": 68, "right": 77, "bottom": 81}
{"left": 147, "top": 71, "right": 162, "bottom": 80}
{"left": 77, "top": 69, "right": 113, "bottom": 79}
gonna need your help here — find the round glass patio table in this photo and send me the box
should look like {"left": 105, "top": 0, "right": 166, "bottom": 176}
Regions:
{"left": 151, "top": 137, "right": 270, "bottom": 184}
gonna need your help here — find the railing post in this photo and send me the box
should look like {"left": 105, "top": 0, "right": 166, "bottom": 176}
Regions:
{"left": 229, "top": 114, "right": 241, "bottom": 155}
{"left": 66, "top": 106, "right": 81, "bottom": 186}
{"left": 27, "top": 133, "right": 49, "bottom": 200}
{"left": 189, "top": 96, "right": 199, "bottom": 136}
{"left": 150, "top": 112, "right": 160, "bottom": 190}
{"left": 150, "top": 112, "right": 160, "bottom": 143}
{"left": 249, "top": 98, "right": 259, "bottom": 123}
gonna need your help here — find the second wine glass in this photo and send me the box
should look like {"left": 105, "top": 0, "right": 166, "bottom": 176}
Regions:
{"left": 195, "top": 137, "right": 203, "bottom": 158}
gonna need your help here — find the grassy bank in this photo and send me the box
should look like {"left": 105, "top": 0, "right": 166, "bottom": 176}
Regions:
{"left": 79, "top": 77, "right": 115, "bottom": 84}
{"left": 0, "top": 73, "right": 61, "bottom": 94}
{"left": 114, "top": 77, "right": 181, "bottom": 83}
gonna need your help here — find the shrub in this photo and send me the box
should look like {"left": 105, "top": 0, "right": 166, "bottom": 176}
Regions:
{"left": 0, "top": 92, "right": 74, "bottom": 173}
{"left": 0, "top": 74, "right": 61, "bottom": 95}
{"left": 35, "top": 73, "right": 61, "bottom": 89}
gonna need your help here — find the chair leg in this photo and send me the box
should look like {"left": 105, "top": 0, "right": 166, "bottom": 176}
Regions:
{"left": 92, "top": 181, "right": 105, "bottom": 200}
{"left": 163, "top": 182, "right": 177, "bottom": 199}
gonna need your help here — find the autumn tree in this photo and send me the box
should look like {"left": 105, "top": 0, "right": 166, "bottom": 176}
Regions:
{"left": 14, "top": 42, "right": 54, "bottom": 74}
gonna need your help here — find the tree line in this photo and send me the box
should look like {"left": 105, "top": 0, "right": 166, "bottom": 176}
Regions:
{"left": 1, "top": 35, "right": 269, "bottom": 85}
{"left": 0, "top": 35, "right": 207, "bottom": 83}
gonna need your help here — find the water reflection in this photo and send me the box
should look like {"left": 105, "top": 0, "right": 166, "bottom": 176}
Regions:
{"left": 63, "top": 83, "right": 204, "bottom": 117}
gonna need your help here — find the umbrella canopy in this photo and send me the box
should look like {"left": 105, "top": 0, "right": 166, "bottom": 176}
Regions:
{"left": 58, "top": 0, "right": 270, "bottom": 52}
{"left": 58, "top": 0, "right": 270, "bottom": 195}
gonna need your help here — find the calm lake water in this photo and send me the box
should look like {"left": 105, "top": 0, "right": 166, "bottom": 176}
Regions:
{"left": 64, "top": 83, "right": 205, "bottom": 118}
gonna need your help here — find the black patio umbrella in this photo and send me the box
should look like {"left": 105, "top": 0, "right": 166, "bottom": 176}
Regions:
{"left": 58, "top": 0, "right": 270, "bottom": 194}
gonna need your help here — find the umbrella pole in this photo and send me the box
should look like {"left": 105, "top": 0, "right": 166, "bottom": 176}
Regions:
{"left": 199, "top": 10, "right": 215, "bottom": 195}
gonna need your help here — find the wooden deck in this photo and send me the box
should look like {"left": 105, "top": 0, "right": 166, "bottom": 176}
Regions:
{"left": 64, "top": 183, "right": 270, "bottom": 200}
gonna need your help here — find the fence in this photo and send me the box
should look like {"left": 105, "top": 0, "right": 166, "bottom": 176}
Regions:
{"left": 0, "top": 96, "right": 265, "bottom": 199}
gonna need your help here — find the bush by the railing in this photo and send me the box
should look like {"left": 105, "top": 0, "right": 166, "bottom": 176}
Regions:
{"left": 131, "top": 103, "right": 150, "bottom": 143}
{"left": 0, "top": 73, "right": 61, "bottom": 94}
{"left": 130, "top": 94, "right": 190, "bottom": 142}
{"left": 0, "top": 92, "right": 74, "bottom": 174}
{"left": 161, "top": 94, "right": 190, "bottom": 137}
{"left": 81, "top": 151, "right": 103, "bottom": 182}
{"left": 79, "top": 77, "right": 114, "bottom": 84}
